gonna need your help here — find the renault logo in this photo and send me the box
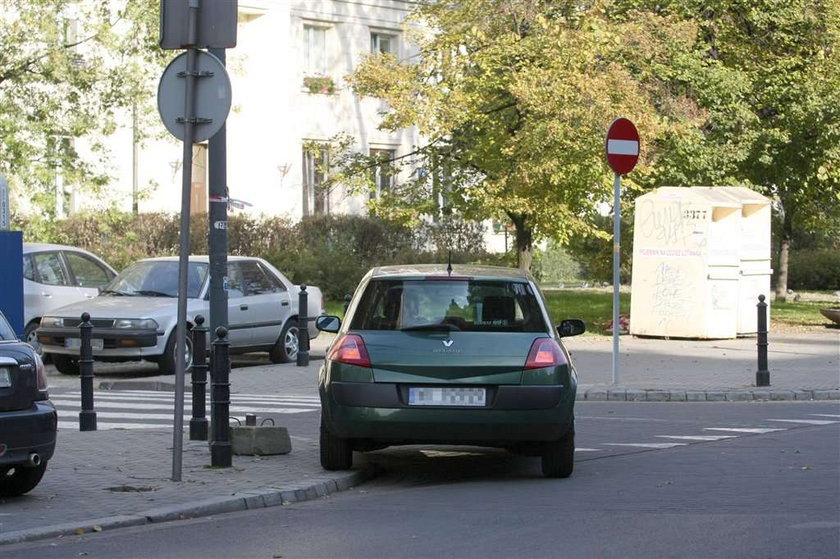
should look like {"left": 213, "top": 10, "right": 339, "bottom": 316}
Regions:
{"left": 442, "top": 339, "right": 454, "bottom": 347}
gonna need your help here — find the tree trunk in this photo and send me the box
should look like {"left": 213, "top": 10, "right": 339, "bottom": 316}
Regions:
{"left": 774, "top": 212, "right": 793, "bottom": 302}
{"left": 510, "top": 214, "right": 533, "bottom": 272}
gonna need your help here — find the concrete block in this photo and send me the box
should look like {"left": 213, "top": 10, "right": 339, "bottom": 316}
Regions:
{"left": 813, "top": 390, "right": 840, "bottom": 400}
{"left": 586, "top": 388, "right": 608, "bottom": 401}
{"left": 645, "top": 390, "right": 669, "bottom": 402}
{"left": 725, "top": 391, "right": 753, "bottom": 401}
{"left": 232, "top": 425, "right": 292, "bottom": 456}
{"left": 706, "top": 391, "right": 727, "bottom": 402}
{"left": 752, "top": 390, "right": 771, "bottom": 400}
{"left": 793, "top": 390, "right": 814, "bottom": 401}
{"left": 685, "top": 391, "right": 707, "bottom": 401}
{"left": 770, "top": 390, "right": 795, "bottom": 401}
{"left": 625, "top": 389, "right": 646, "bottom": 401}
{"left": 607, "top": 390, "right": 627, "bottom": 401}
{"left": 669, "top": 391, "right": 687, "bottom": 401}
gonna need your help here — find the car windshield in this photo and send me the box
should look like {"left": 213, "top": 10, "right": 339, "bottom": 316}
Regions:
{"left": 102, "top": 260, "right": 209, "bottom": 299}
{"left": 350, "top": 279, "right": 547, "bottom": 332}
{"left": 0, "top": 312, "right": 16, "bottom": 341}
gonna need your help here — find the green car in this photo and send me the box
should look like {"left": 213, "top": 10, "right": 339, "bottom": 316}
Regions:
{"left": 316, "top": 264, "right": 585, "bottom": 478}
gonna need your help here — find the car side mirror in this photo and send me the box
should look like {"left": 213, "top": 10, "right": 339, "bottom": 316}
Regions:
{"left": 557, "top": 319, "right": 586, "bottom": 337}
{"left": 316, "top": 315, "right": 341, "bottom": 333}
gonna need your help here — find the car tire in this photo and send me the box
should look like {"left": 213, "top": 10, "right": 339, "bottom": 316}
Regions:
{"left": 24, "top": 321, "right": 47, "bottom": 361}
{"left": 320, "top": 418, "right": 353, "bottom": 471}
{"left": 159, "top": 329, "right": 193, "bottom": 375}
{"left": 0, "top": 462, "right": 48, "bottom": 497}
{"left": 269, "top": 320, "right": 299, "bottom": 364}
{"left": 52, "top": 354, "right": 80, "bottom": 376}
{"left": 541, "top": 423, "right": 574, "bottom": 478}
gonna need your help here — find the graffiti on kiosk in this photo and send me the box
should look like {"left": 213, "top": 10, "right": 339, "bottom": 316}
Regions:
{"left": 652, "top": 261, "right": 691, "bottom": 327}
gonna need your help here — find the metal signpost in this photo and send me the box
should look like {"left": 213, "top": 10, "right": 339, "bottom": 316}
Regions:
{"left": 605, "top": 118, "right": 640, "bottom": 385}
{"left": 157, "top": 0, "right": 235, "bottom": 482}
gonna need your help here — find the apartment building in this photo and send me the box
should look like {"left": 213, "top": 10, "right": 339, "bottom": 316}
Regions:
{"left": 96, "top": 0, "right": 421, "bottom": 219}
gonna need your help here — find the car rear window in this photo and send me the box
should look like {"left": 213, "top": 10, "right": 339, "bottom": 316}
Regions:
{"left": 350, "top": 279, "right": 547, "bottom": 332}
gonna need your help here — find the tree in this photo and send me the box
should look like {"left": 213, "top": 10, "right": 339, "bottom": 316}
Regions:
{"left": 340, "top": 0, "right": 696, "bottom": 270}
{"left": 0, "top": 0, "right": 164, "bottom": 218}
{"left": 623, "top": 0, "right": 840, "bottom": 301}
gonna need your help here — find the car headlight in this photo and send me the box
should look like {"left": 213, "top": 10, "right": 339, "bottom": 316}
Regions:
{"left": 114, "top": 318, "right": 159, "bottom": 329}
{"left": 40, "top": 316, "right": 63, "bottom": 328}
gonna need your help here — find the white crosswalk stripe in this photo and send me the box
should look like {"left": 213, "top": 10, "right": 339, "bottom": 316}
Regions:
{"left": 656, "top": 435, "right": 737, "bottom": 441}
{"left": 704, "top": 427, "right": 786, "bottom": 434}
{"left": 810, "top": 414, "right": 840, "bottom": 418}
{"left": 766, "top": 419, "right": 839, "bottom": 426}
{"left": 53, "top": 390, "right": 320, "bottom": 431}
{"left": 604, "top": 443, "right": 688, "bottom": 449}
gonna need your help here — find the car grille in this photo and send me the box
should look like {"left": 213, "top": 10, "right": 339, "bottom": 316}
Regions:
{"left": 60, "top": 318, "right": 116, "bottom": 328}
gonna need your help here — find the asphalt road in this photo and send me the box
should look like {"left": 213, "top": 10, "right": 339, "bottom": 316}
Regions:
{"left": 5, "top": 401, "right": 838, "bottom": 559}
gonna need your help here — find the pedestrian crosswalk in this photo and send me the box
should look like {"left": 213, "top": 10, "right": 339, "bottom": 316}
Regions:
{"left": 52, "top": 390, "right": 321, "bottom": 431}
{"left": 576, "top": 413, "right": 839, "bottom": 453}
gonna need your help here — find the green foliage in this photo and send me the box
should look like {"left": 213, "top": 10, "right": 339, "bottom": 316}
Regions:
{"left": 531, "top": 241, "right": 582, "bottom": 283}
{"left": 541, "top": 289, "right": 631, "bottom": 335}
{"left": 786, "top": 249, "right": 840, "bottom": 291}
{"left": 0, "top": 0, "right": 165, "bottom": 217}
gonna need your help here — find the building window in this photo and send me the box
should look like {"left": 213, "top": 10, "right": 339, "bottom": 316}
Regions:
{"left": 370, "top": 32, "right": 397, "bottom": 55}
{"left": 302, "top": 144, "right": 330, "bottom": 216}
{"left": 369, "top": 148, "right": 396, "bottom": 200}
{"left": 303, "top": 24, "right": 327, "bottom": 75}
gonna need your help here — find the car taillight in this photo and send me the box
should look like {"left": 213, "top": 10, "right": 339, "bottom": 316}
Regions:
{"left": 329, "top": 334, "right": 371, "bottom": 368}
{"left": 524, "top": 338, "right": 567, "bottom": 370}
{"left": 35, "top": 354, "right": 49, "bottom": 391}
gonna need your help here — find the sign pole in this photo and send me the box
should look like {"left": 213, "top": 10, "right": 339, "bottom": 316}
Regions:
{"left": 605, "top": 117, "right": 640, "bottom": 387}
{"left": 171, "top": 0, "right": 200, "bottom": 483}
{"left": 612, "top": 172, "right": 621, "bottom": 385}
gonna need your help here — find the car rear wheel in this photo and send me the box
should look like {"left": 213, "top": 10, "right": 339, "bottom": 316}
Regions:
{"left": 320, "top": 418, "right": 353, "bottom": 471}
{"left": 159, "top": 329, "right": 193, "bottom": 375}
{"left": 541, "top": 423, "right": 574, "bottom": 478}
{"left": 0, "top": 462, "right": 48, "bottom": 497}
{"left": 269, "top": 321, "right": 298, "bottom": 364}
{"left": 25, "top": 321, "right": 46, "bottom": 360}
{"left": 52, "top": 354, "right": 80, "bottom": 376}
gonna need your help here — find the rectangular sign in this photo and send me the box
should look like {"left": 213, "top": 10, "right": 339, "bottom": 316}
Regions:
{"left": 160, "top": 0, "right": 238, "bottom": 49}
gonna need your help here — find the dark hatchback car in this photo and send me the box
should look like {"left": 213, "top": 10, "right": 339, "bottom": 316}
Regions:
{"left": 0, "top": 311, "right": 56, "bottom": 497}
{"left": 316, "top": 265, "right": 585, "bottom": 478}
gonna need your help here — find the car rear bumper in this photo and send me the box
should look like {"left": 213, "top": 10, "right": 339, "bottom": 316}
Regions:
{"left": 320, "top": 381, "right": 575, "bottom": 444}
{"left": 0, "top": 401, "right": 58, "bottom": 466}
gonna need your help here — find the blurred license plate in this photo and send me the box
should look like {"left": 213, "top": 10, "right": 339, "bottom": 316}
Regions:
{"left": 0, "top": 368, "right": 10, "bottom": 388}
{"left": 65, "top": 338, "right": 104, "bottom": 351}
{"left": 408, "top": 387, "right": 486, "bottom": 407}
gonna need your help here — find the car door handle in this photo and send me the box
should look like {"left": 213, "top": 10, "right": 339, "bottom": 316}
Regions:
{"left": 240, "top": 304, "right": 248, "bottom": 311}
{"left": 41, "top": 292, "right": 52, "bottom": 298}
{"left": 281, "top": 301, "right": 289, "bottom": 306}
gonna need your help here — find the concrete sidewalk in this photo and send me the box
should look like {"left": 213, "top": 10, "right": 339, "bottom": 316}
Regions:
{"left": 1, "top": 328, "right": 837, "bottom": 546}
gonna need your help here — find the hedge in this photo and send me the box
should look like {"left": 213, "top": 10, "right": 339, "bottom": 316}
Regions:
{"left": 13, "top": 211, "right": 503, "bottom": 300}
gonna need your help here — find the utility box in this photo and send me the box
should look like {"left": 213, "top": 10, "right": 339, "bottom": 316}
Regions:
{"left": 630, "top": 187, "right": 743, "bottom": 339}
{"left": 694, "top": 187, "right": 772, "bottom": 335}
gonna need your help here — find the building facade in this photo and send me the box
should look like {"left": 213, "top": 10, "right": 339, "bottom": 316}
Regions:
{"left": 95, "top": 0, "right": 421, "bottom": 220}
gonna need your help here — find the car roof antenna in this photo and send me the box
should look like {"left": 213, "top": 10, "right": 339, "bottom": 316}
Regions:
{"left": 447, "top": 250, "right": 452, "bottom": 277}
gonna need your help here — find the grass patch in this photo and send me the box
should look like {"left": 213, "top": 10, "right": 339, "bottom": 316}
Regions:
{"left": 323, "top": 288, "right": 836, "bottom": 335}
{"left": 543, "top": 289, "right": 630, "bottom": 336}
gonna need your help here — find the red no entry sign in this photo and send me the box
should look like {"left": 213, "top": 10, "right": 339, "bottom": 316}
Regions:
{"left": 605, "top": 118, "right": 640, "bottom": 175}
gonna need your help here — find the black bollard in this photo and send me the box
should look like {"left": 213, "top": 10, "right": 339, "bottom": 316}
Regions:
{"left": 189, "top": 315, "right": 209, "bottom": 441}
{"left": 78, "top": 312, "right": 97, "bottom": 431}
{"left": 756, "top": 294, "right": 770, "bottom": 387}
{"left": 297, "top": 284, "right": 310, "bottom": 366}
{"left": 210, "top": 326, "right": 232, "bottom": 467}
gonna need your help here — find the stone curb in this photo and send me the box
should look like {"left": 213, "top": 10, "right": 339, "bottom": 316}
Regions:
{"left": 0, "top": 468, "right": 373, "bottom": 546}
{"left": 577, "top": 388, "right": 840, "bottom": 402}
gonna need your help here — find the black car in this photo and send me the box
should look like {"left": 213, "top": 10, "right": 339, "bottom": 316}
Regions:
{"left": 0, "top": 310, "right": 56, "bottom": 497}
